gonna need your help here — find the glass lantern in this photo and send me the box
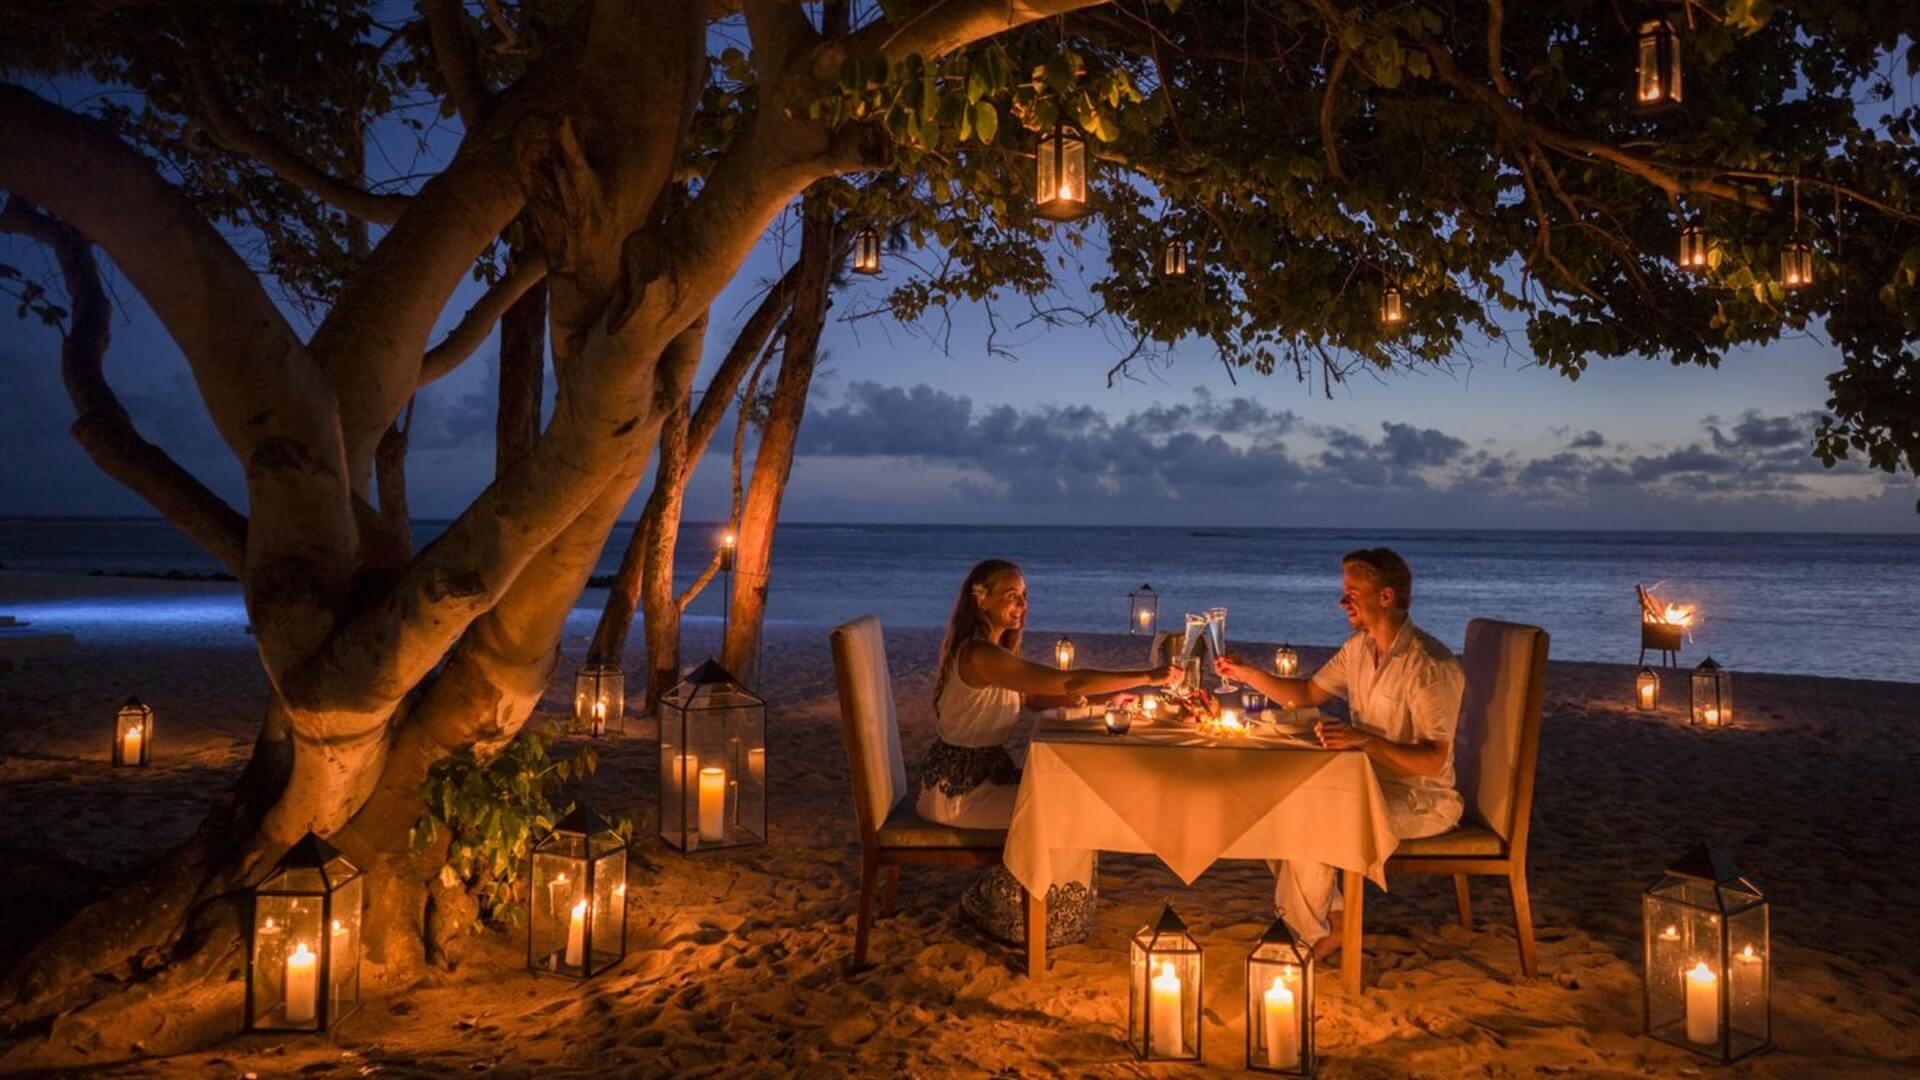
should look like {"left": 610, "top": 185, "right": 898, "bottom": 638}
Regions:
{"left": 1162, "top": 240, "right": 1189, "bottom": 278}
{"left": 113, "top": 695, "right": 153, "bottom": 767}
{"left": 659, "top": 659, "right": 766, "bottom": 852}
{"left": 1678, "top": 224, "right": 1710, "bottom": 271}
{"left": 1635, "top": 18, "right": 1683, "bottom": 109}
{"left": 1636, "top": 665, "right": 1661, "bottom": 711}
{"left": 528, "top": 805, "right": 628, "bottom": 978}
{"left": 1035, "top": 121, "right": 1089, "bottom": 222}
{"left": 1054, "top": 635, "right": 1075, "bottom": 669}
{"left": 1274, "top": 645, "right": 1300, "bottom": 678}
{"left": 1246, "top": 918, "right": 1314, "bottom": 1075}
{"left": 718, "top": 530, "right": 736, "bottom": 570}
{"left": 852, "top": 227, "right": 882, "bottom": 275}
{"left": 1129, "top": 582, "right": 1159, "bottom": 636}
{"left": 1379, "top": 286, "right": 1405, "bottom": 328}
{"left": 246, "top": 832, "right": 362, "bottom": 1032}
{"left": 573, "top": 654, "right": 624, "bottom": 737}
{"left": 1129, "top": 903, "right": 1202, "bottom": 1062}
{"left": 1780, "top": 241, "right": 1813, "bottom": 288}
{"left": 1690, "top": 656, "right": 1731, "bottom": 727}
{"left": 1643, "top": 844, "right": 1770, "bottom": 1063}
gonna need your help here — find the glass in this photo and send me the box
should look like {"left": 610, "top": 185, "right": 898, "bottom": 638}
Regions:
{"left": 1207, "top": 607, "right": 1234, "bottom": 691}
{"left": 1180, "top": 613, "right": 1207, "bottom": 663}
{"left": 659, "top": 660, "right": 767, "bottom": 851}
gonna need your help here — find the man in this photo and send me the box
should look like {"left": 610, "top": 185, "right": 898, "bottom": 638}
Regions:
{"left": 1215, "top": 547, "right": 1464, "bottom": 959}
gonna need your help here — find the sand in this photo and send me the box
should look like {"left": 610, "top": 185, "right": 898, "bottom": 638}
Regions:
{"left": 2, "top": 568, "right": 1918, "bottom": 1077}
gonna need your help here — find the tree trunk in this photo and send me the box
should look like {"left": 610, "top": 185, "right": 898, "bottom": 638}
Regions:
{"left": 722, "top": 205, "right": 835, "bottom": 685}
{"left": 495, "top": 252, "right": 547, "bottom": 476}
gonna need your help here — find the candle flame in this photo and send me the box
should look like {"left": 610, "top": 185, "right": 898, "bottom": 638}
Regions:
{"left": 1741, "top": 944, "right": 1756, "bottom": 960}
{"left": 1158, "top": 962, "right": 1176, "bottom": 980}
{"left": 1688, "top": 960, "right": 1715, "bottom": 981}
{"left": 572, "top": 899, "right": 588, "bottom": 916}
{"left": 1059, "top": 184, "right": 1073, "bottom": 201}
{"left": 332, "top": 919, "right": 343, "bottom": 933}
{"left": 721, "top": 532, "right": 736, "bottom": 548}
{"left": 292, "top": 941, "right": 313, "bottom": 959}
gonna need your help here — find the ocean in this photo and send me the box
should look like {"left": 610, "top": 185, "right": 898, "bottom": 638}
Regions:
{"left": 3, "top": 518, "right": 1917, "bottom": 683}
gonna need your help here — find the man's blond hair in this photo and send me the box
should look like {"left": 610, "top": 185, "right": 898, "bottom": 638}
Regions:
{"left": 1342, "top": 547, "right": 1413, "bottom": 610}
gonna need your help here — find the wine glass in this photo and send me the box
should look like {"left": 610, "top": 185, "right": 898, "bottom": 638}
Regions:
{"left": 1206, "top": 606, "right": 1234, "bottom": 691}
{"left": 1180, "top": 613, "right": 1207, "bottom": 662}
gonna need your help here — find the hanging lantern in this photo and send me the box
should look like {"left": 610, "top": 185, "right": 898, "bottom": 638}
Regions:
{"left": 1678, "top": 224, "right": 1710, "bottom": 271}
{"left": 1054, "top": 635, "right": 1076, "bottom": 669}
{"left": 112, "top": 695, "right": 153, "bottom": 767}
{"left": 1636, "top": 665, "right": 1661, "bottom": 712}
{"left": 1780, "top": 241, "right": 1813, "bottom": 288}
{"left": 1635, "top": 19, "right": 1683, "bottom": 109}
{"left": 1246, "top": 918, "right": 1314, "bottom": 1075}
{"left": 1129, "top": 903, "right": 1202, "bottom": 1061}
{"left": 1035, "top": 121, "right": 1089, "bottom": 222}
{"left": 1274, "top": 645, "right": 1299, "bottom": 678}
{"left": 246, "top": 832, "right": 362, "bottom": 1032}
{"left": 528, "top": 805, "right": 628, "bottom": 979}
{"left": 573, "top": 655, "right": 624, "bottom": 738}
{"left": 1129, "top": 582, "right": 1159, "bottom": 636}
{"left": 1379, "top": 286, "right": 1405, "bottom": 328}
{"left": 659, "top": 659, "right": 767, "bottom": 852}
{"left": 1689, "top": 656, "right": 1731, "bottom": 727}
{"left": 1642, "top": 845, "right": 1771, "bottom": 1063}
{"left": 852, "top": 227, "right": 882, "bottom": 275}
{"left": 718, "top": 530, "right": 737, "bottom": 571}
{"left": 1162, "top": 240, "right": 1189, "bottom": 278}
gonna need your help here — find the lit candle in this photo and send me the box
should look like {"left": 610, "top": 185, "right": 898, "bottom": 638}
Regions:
{"left": 1141, "top": 694, "right": 1158, "bottom": 720}
{"left": 285, "top": 941, "right": 318, "bottom": 1024}
{"left": 1639, "top": 682, "right": 1656, "bottom": 709}
{"left": 748, "top": 747, "right": 765, "bottom": 784}
{"left": 330, "top": 919, "right": 352, "bottom": 989}
{"left": 1220, "top": 708, "right": 1241, "bottom": 734}
{"left": 1262, "top": 974, "right": 1299, "bottom": 1069}
{"left": 728, "top": 778, "right": 740, "bottom": 827}
{"left": 547, "top": 872, "right": 571, "bottom": 915}
{"left": 590, "top": 700, "right": 606, "bottom": 737}
{"left": 121, "top": 724, "right": 143, "bottom": 762}
{"left": 698, "top": 766, "right": 727, "bottom": 842}
{"left": 564, "top": 898, "right": 587, "bottom": 967}
{"left": 1137, "top": 609, "right": 1152, "bottom": 629}
{"left": 1150, "top": 962, "right": 1184, "bottom": 1057}
{"left": 1703, "top": 706, "right": 1722, "bottom": 727}
{"left": 668, "top": 750, "right": 699, "bottom": 820}
{"left": 1685, "top": 960, "right": 1719, "bottom": 1045}
{"left": 1732, "top": 943, "right": 1763, "bottom": 1016}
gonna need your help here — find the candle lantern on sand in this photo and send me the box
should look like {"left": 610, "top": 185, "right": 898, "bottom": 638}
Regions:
{"left": 1246, "top": 917, "right": 1314, "bottom": 1075}
{"left": 529, "top": 805, "right": 627, "bottom": 979}
{"left": 1130, "top": 903, "right": 1202, "bottom": 1062}
{"left": 1636, "top": 666, "right": 1661, "bottom": 711}
{"left": 1689, "top": 656, "right": 1731, "bottom": 727}
{"left": 1129, "top": 583, "right": 1159, "bottom": 636}
{"left": 1054, "top": 635, "right": 1076, "bottom": 669}
{"left": 659, "top": 659, "right": 766, "bottom": 852}
{"left": 112, "top": 695, "right": 153, "bottom": 767}
{"left": 1642, "top": 845, "right": 1770, "bottom": 1063}
{"left": 247, "top": 832, "right": 362, "bottom": 1032}
{"left": 572, "top": 654, "right": 624, "bottom": 737}
{"left": 1274, "top": 645, "right": 1300, "bottom": 678}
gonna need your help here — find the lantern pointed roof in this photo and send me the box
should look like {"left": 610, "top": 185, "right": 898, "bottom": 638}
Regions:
{"left": 277, "top": 830, "right": 349, "bottom": 870}
{"left": 1695, "top": 655, "right": 1723, "bottom": 672}
{"left": 120, "top": 694, "right": 147, "bottom": 709}
{"left": 1257, "top": 915, "right": 1304, "bottom": 950}
{"left": 1147, "top": 901, "right": 1189, "bottom": 939}
{"left": 1667, "top": 843, "right": 1744, "bottom": 883}
{"left": 683, "top": 658, "right": 743, "bottom": 687}
{"left": 552, "top": 804, "right": 615, "bottom": 836}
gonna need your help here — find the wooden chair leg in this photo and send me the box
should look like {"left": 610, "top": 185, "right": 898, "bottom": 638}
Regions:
{"left": 880, "top": 865, "right": 901, "bottom": 918}
{"left": 1341, "top": 869, "right": 1365, "bottom": 997}
{"left": 1024, "top": 887, "right": 1048, "bottom": 979}
{"left": 1453, "top": 874, "right": 1473, "bottom": 929}
{"left": 1508, "top": 866, "right": 1538, "bottom": 978}
{"left": 852, "top": 850, "right": 879, "bottom": 969}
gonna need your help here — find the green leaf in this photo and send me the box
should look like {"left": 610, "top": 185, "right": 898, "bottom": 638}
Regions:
{"left": 973, "top": 101, "right": 998, "bottom": 144}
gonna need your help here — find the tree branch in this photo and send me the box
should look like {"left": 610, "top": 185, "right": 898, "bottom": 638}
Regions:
{"left": 1486, "top": 0, "right": 1514, "bottom": 99}
{"left": 422, "top": 0, "right": 491, "bottom": 128}
{"left": 831, "top": 0, "right": 1106, "bottom": 66}
{"left": 418, "top": 252, "right": 550, "bottom": 387}
{"left": 746, "top": 0, "right": 821, "bottom": 78}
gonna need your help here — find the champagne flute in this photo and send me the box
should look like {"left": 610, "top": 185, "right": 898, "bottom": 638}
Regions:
{"left": 1207, "top": 606, "right": 1235, "bottom": 691}
{"left": 1180, "top": 613, "right": 1207, "bottom": 662}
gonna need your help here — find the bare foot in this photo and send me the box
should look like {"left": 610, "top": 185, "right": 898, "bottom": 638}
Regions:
{"left": 1311, "top": 911, "right": 1345, "bottom": 961}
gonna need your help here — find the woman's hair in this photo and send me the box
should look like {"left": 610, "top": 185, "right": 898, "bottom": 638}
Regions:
{"left": 1342, "top": 547, "right": 1414, "bottom": 610}
{"left": 932, "top": 559, "right": 1024, "bottom": 712}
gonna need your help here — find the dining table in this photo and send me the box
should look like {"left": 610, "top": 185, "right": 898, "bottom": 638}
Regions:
{"left": 1003, "top": 708, "right": 1402, "bottom": 993}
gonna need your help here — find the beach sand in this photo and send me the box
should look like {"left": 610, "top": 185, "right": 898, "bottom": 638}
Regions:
{"left": 2, "top": 569, "right": 1918, "bottom": 1077}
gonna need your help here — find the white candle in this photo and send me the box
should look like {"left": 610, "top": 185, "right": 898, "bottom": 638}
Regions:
{"left": 1732, "top": 943, "right": 1763, "bottom": 1017}
{"left": 1149, "top": 961, "right": 1184, "bottom": 1057}
{"left": 1639, "top": 682, "right": 1656, "bottom": 709}
{"left": 121, "top": 725, "right": 143, "bottom": 762}
{"left": 747, "top": 747, "right": 765, "bottom": 784}
{"left": 1138, "top": 609, "right": 1152, "bottom": 628}
{"left": 1703, "top": 705, "right": 1722, "bottom": 727}
{"left": 1221, "top": 708, "right": 1242, "bottom": 734}
{"left": 330, "top": 919, "right": 352, "bottom": 989}
{"left": 668, "top": 751, "right": 699, "bottom": 821}
{"left": 1685, "top": 960, "right": 1719, "bottom": 1045}
{"left": 590, "top": 700, "right": 606, "bottom": 737}
{"left": 548, "top": 871, "right": 570, "bottom": 915}
{"left": 698, "top": 766, "right": 727, "bottom": 842}
{"left": 564, "top": 898, "right": 587, "bottom": 967}
{"left": 1262, "top": 975, "right": 1300, "bottom": 1069}
{"left": 285, "top": 941, "right": 318, "bottom": 1023}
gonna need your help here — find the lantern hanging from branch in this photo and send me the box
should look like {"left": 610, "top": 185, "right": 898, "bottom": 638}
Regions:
{"left": 1035, "top": 121, "right": 1089, "bottom": 222}
{"left": 1780, "top": 242, "right": 1813, "bottom": 288}
{"left": 528, "top": 805, "right": 628, "bottom": 979}
{"left": 1689, "top": 656, "right": 1731, "bottom": 727}
{"left": 1162, "top": 240, "right": 1189, "bottom": 277}
{"left": 1379, "top": 286, "right": 1405, "bottom": 328}
{"left": 1635, "top": 18, "right": 1683, "bottom": 108}
{"left": 1129, "top": 903, "right": 1202, "bottom": 1062}
{"left": 1678, "top": 223, "right": 1710, "bottom": 271}
{"left": 1642, "top": 844, "right": 1771, "bottom": 1063}
{"left": 1636, "top": 665, "right": 1661, "bottom": 711}
{"left": 1246, "top": 917, "right": 1314, "bottom": 1075}
{"left": 1129, "top": 582, "right": 1159, "bottom": 636}
{"left": 659, "top": 659, "right": 767, "bottom": 852}
{"left": 113, "top": 695, "right": 152, "bottom": 767}
{"left": 852, "top": 227, "right": 882, "bottom": 275}
{"left": 573, "top": 654, "right": 624, "bottom": 737}
{"left": 1274, "top": 645, "right": 1300, "bottom": 678}
{"left": 246, "top": 832, "right": 362, "bottom": 1032}
{"left": 1054, "top": 635, "right": 1076, "bottom": 669}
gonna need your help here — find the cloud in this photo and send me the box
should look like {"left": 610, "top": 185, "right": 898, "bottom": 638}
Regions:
{"left": 1568, "top": 429, "right": 1607, "bottom": 449}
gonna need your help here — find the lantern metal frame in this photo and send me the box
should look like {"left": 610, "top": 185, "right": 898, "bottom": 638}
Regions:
{"left": 1054, "top": 635, "right": 1076, "bottom": 669}
{"left": 1162, "top": 239, "right": 1190, "bottom": 278}
{"left": 1035, "top": 120, "right": 1090, "bottom": 222}
{"left": 572, "top": 654, "right": 625, "bottom": 737}
{"left": 852, "top": 227, "right": 882, "bottom": 275}
{"left": 1379, "top": 285, "right": 1405, "bottom": 328}
{"left": 1642, "top": 845, "right": 1771, "bottom": 1064}
{"left": 1128, "top": 582, "right": 1159, "bottom": 636}
{"left": 112, "top": 694, "right": 153, "bottom": 767}
{"left": 1246, "top": 918, "right": 1315, "bottom": 1075}
{"left": 1678, "top": 223, "right": 1710, "bottom": 271}
{"left": 1689, "top": 656, "right": 1731, "bottom": 727}
{"left": 1274, "top": 644, "right": 1300, "bottom": 678}
{"left": 527, "top": 805, "right": 629, "bottom": 979}
{"left": 246, "top": 832, "right": 363, "bottom": 1033}
{"left": 1634, "top": 18, "right": 1684, "bottom": 110}
{"left": 1129, "top": 903, "right": 1203, "bottom": 1062}
{"left": 658, "top": 659, "right": 768, "bottom": 852}
{"left": 1636, "top": 665, "right": 1661, "bottom": 712}
{"left": 1780, "top": 241, "right": 1814, "bottom": 288}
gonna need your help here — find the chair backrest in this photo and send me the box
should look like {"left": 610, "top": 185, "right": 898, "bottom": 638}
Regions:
{"left": 1454, "top": 618, "right": 1550, "bottom": 848}
{"left": 830, "top": 615, "right": 910, "bottom": 841}
{"left": 1148, "top": 630, "right": 1178, "bottom": 667}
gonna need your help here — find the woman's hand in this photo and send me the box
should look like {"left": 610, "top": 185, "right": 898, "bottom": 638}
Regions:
{"left": 1214, "top": 653, "right": 1256, "bottom": 683}
{"left": 1314, "top": 719, "right": 1372, "bottom": 752}
{"left": 1155, "top": 663, "right": 1185, "bottom": 689}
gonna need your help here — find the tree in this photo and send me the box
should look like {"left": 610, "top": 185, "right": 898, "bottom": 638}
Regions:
{"left": 2, "top": 0, "right": 1917, "bottom": 1060}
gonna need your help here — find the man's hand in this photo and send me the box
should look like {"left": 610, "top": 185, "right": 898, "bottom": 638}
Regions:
{"left": 1315, "top": 719, "right": 1372, "bottom": 752}
{"left": 1214, "top": 653, "right": 1256, "bottom": 684}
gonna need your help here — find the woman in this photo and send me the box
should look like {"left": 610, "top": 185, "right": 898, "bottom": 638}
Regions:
{"left": 917, "top": 559, "right": 1179, "bottom": 947}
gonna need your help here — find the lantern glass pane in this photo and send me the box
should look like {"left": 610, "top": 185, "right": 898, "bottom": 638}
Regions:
{"left": 1246, "top": 944, "right": 1311, "bottom": 1074}
{"left": 1690, "top": 668, "right": 1731, "bottom": 726}
{"left": 328, "top": 874, "right": 363, "bottom": 1019}
{"left": 573, "top": 662, "right": 624, "bottom": 735}
{"left": 1275, "top": 646, "right": 1299, "bottom": 676}
{"left": 1725, "top": 904, "right": 1770, "bottom": 1055}
{"left": 1037, "top": 134, "right": 1057, "bottom": 206}
{"left": 591, "top": 848, "right": 629, "bottom": 969}
{"left": 1129, "top": 586, "right": 1158, "bottom": 635}
{"left": 1637, "top": 21, "right": 1679, "bottom": 105}
{"left": 1129, "top": 922, "right": 1201, "bottom": 1061}
{"left": 114, "top": 702, "right": 152, "bottom": 766}
{"left": 1782, "top": 244, "right": 1813, "bottom": 286}
{"left": 1381, "top": 289, "right": 1404, "bottom": 324}
{"left": 1637, "top": 668, "right": 1660, "bottom": 710}
{"left": 854, "top": 231, "right": 881, "bottom": 274}
{"left": 659, "top": 667, "right": 767, "bottom": 851}
{"left": 530, "top": 845, "right": 586, "bottom": 974}
{"left": 253, "top": 892, "right": 325, "bottom": 1029}
{"left": 1644, "top": 880, "right": 1724, "bottom": 1048}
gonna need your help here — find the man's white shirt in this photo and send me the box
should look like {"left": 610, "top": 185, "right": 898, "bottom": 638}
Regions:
{"left": 1308, "top": 617, "right": 1465, "bottom": 796}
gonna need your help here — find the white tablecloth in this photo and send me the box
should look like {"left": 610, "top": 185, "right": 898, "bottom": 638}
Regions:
{"left": 1003, "top": 713, "right": 1401, "bottom": 896}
